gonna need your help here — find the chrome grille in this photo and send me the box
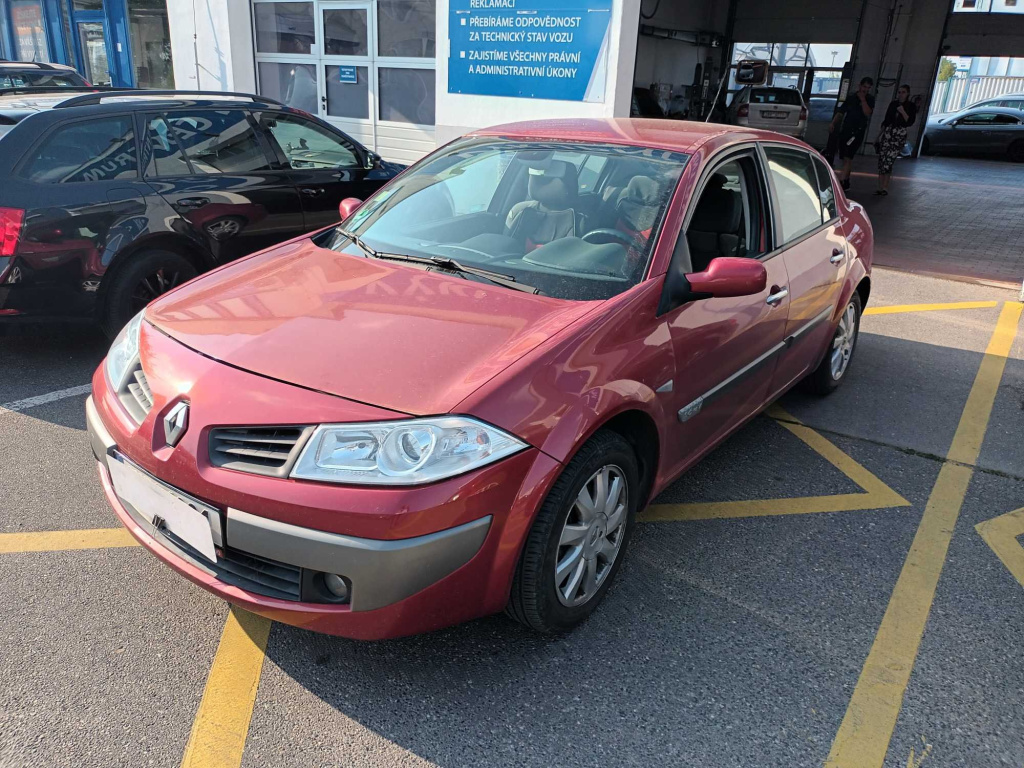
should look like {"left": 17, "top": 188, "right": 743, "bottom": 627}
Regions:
{"left": 118, "top": 363, "right": 154, "bottom": 424}
{"left": 209, "top": 426, "right": 312, "bottom": 477}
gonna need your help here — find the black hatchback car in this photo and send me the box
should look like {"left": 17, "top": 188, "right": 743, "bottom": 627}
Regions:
{"left": 0, "top": 89, "right": 400, "bottom": 334}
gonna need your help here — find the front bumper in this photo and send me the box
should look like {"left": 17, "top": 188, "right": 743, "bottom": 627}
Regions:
{"left": 87, "top": 378, "right": 561, "bottom": 638}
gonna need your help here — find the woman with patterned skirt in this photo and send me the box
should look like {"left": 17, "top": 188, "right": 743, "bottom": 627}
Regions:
{"left": 875, "top": 84, "right": 917, "bottom": 196}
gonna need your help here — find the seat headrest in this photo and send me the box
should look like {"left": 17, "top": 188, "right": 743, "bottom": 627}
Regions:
{"left": 690, "top": 177, "right": 742, "bottom": 234}
{"left": 526, "top": 159, "right": 578, "bottom": 211}
{"left": 616, "top": 175, "right": 662, "bottom": 232}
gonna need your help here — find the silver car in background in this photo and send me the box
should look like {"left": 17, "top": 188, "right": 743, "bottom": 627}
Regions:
{"left": 726, "top": 86, "right": 807, "bottom": 138}
{"left": 923, "top": 106, "right": 1024, "bottom": 162}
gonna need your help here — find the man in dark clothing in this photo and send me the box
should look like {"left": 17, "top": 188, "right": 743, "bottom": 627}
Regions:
{"left": 830, "top": 77, "right": 875, "bottom": 191}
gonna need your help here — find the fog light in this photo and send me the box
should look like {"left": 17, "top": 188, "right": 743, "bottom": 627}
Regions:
{"left": 323, "top": 573, "right": 350, "bottom": 601}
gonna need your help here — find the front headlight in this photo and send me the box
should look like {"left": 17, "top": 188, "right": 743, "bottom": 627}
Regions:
{"left": 290, "top": 417, "right": 527, "bottom": 485}
{"left": 105, "top": 310, "right": 145, "bottom": 390}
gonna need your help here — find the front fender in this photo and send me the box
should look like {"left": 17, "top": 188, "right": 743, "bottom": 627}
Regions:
{"left": 533, "top": 379, "right": 670, "bottom": 466}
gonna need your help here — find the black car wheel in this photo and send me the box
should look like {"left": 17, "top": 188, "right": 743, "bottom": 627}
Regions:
{"left": 506, "top": 429, "right": 639, "bottom": 633}
{"left": 102, "top": 250, "right": 197, "bottom": 337}
{"left": 1009, "top": 140, "right": 1024, "bottom": 163}
{"left": 921, "top": 136, "right": 933, "bottom": 155}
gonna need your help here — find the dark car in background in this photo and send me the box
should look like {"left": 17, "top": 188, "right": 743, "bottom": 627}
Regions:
{"left": 0, "top": 89, "right": 400, "bottom": 335}
{"left": 922, "top": 106, "right": 1024, "bottom": 162}
{"left": 0, "top": 61, "right": 90, "bottom": 89}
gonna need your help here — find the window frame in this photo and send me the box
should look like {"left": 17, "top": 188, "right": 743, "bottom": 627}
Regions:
{"left": 15, "top": 112, "right": 142, "bottom": 184}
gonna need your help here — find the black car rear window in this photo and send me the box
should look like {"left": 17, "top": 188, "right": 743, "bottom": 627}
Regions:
{"left": 750, "top": 89, "right": 803, "bottom": 106}
{"left": 0, "top": 71, "right": 88, "bottom": 88}
{"left": 21, "top": 116, "right": 138, "bottom": 183}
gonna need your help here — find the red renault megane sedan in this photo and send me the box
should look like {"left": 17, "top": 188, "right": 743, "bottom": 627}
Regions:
{"left": 87, "top": 119, "right": 872, "bottom": 639}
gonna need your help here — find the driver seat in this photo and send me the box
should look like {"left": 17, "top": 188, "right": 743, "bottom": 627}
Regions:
{"left": 505, "top": 160, "right": 578, "bottom": 250}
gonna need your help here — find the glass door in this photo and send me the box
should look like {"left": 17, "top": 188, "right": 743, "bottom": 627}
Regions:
{"left": 76, "top": 20, "right": 112, "bottom": 85}
{"left": 317, "top": 2, "right": 375, "bottom": 149}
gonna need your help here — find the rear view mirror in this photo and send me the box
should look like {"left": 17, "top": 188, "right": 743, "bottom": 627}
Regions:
{"left": 686, "top": 257, "right": 767, "bottom": 298}
{"left": 735, "top": 59, "right": 769, "bottom": 86}
{"left": 339, "top": 197, "right": 362, "bottom": 221}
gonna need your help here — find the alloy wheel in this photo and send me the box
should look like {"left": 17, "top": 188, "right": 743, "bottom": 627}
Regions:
{"left": 554, "top": 464, "right": 628, "bottom": 607}
{"left": 130, "top": 268, "right": 185, "bottom": 314}
{"left": 830, "top": 302, "right": 858, "bottom": 380}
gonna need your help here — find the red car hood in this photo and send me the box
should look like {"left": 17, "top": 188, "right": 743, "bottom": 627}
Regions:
{"left": 146, "top": 240, "right": 597, "bottom": 415}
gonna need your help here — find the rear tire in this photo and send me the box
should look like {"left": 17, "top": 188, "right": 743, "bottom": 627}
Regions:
{"left": 101, "top": 250, "right": 197, "bottom": 338}
{"left": 1009, "top": 140, "right": 1024, "bottom": 163}
{"left": 801, "top": 292, "right": 862, "bottom": 396}
{"left": 506, "top": 430, "right": 639, "bottom": 633}
{"left": 921, "top": 136, "right": 933, "bottom": 156}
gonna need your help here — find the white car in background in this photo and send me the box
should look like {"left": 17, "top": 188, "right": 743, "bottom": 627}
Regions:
{"left": 727, "top": 86, "right": 808, "bottom": 138}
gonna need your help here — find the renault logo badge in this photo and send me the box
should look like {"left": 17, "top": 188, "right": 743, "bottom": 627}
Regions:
{"left": 164, "top": 402, "right": 190, "bottom": 447}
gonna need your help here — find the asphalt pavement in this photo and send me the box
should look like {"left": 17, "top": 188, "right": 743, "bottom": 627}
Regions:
{"left": 1, "top": 267, "right": 1022, "bottom": 768}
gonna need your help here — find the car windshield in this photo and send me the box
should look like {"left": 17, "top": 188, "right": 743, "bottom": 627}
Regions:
{"left": 0, "top": 71, "right": 87, "bottom": 88}
{"left": 318, "top": 138, "right": 688, "bottom": 301}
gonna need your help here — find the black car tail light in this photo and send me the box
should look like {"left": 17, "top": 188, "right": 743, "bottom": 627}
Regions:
{"left": 0, "top": 208, "right": 24, "bottom": 280}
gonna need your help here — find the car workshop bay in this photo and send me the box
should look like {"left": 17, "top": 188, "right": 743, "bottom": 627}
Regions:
{"left": 1, "top": 264, "right": 1022, "bottom": 768}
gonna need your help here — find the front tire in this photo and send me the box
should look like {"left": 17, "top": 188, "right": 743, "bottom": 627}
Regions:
{"left": 507, "top": 430, "right": 639, "bottom": 633}
{"left": 802, "top": 292, "right": 862, "bottom": 395}
{"left": 1008, "top": 140, "right": 1024, "bottom": 163}
{"left": 101, "top": 250, "right": 197, "bottom": 338}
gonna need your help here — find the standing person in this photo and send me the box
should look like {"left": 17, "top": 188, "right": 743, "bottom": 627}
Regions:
{"left": 830, "top": 77, "right": 875, "bottom": 191}
{"left": 874, "top": 84, "right": 917, "bottom": 196}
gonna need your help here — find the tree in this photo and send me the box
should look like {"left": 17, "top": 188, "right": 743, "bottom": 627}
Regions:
{"left": 937, "top": 58, "right": 957, "bottom": 82}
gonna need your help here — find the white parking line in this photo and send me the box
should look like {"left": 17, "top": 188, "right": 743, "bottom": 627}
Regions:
{"left": 0, "top": 384, "right": 92, "bottom": 418}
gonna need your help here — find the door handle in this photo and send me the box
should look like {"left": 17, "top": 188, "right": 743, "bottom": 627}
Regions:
{"left": 175, "top": 196, "right": 209, "bottom": 209}
{"left": 766, "top": 287, "right": 789, "bottom": 306}
{"left": 300, "top": 187, "right": 326, "bottom": 197}
{"left": 830, "top": 247, "right": 844, "bottom": 264}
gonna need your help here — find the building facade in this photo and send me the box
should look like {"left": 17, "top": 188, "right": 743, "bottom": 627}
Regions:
{"left": 3, "top": 0, "right": 1024, "bottom": 163}
{"left": 1, "top": 0, "right": 173, "bottom": 88}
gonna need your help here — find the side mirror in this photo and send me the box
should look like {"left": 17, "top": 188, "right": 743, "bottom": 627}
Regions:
{"left": 364, "top": 151, "right": 381, "bottom": 170}
{"left": 339, "top": 197, "right": 362, "bottom": 221}
{"left": 686, "top": 257, "right": 767, "bottom": 299}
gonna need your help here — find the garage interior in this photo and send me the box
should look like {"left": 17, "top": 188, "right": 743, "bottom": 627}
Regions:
{"left": 632, "top": 0, "right": 1024, "bottom": 289}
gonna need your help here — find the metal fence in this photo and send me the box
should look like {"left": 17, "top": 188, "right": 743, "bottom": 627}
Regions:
{"left": 931, "top": 74, "right": 1024, "bottom": 114}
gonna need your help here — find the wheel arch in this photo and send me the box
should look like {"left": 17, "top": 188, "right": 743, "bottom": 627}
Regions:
{"left": 95, "top": 235, "right": 212, "bottom": 320}
{"left": 856, "top": 275, "right": 871, "bottom": 309}
{"left": 597, "top": 409, "right": 661, "bottom": 509}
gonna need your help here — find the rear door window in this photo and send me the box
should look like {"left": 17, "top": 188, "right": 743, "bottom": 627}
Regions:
{"left": 763, "top": 146, "right": 823, "bottom": 244}
{"left": 164, "top": 110, "right": 273, "bottom": 174}
{"left": 142, "top": 115, "right": 192, "bottom": 177}
{"left": 21, "top": 116, "right": 138, "bottom": 183}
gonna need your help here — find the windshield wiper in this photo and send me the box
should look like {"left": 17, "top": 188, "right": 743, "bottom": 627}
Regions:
{"left": 372, "top": 251, "right": 541, "bottom": 295}
{"left": 337, "top": 227, "right": 379, "bottom": 260}
{"left": 337, "top": 229, "right": 540, "bottom": 294}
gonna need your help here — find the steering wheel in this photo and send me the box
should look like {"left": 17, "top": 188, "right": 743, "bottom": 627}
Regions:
{"left": 582, "top": 228, "right": 634, "bottom": 248}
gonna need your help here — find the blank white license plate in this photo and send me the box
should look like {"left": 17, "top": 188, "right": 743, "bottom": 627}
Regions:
{"left": 108, "top": 455, "right": 218, "bottom": 562}
{"left": 762, "top": 111, "right": 787, "bottom": 119}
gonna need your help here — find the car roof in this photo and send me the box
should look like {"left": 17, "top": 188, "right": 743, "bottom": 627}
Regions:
{"left": 468, "top": 118, "right": 802, "bottom": 154}
{"left": 976, "top": 93, "right": 1024, "bottom": 102}
{"left": 0, "top": 61, "right": 78, "bottom": 72}
{"left": 0, "top": 88, "right": 285, "bottom": 114}
{"left": 954, "top": 105, "right": 1024, "bottom": 117}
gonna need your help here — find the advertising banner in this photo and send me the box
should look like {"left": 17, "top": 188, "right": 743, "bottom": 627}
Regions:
{"left": 448, "top": 0, "right": 612, "bottom": 103}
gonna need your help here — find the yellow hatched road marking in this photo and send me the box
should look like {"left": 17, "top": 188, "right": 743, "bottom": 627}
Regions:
{"left": 976, "top": 507, "right": 1024, "bottom": 589}
{"left": 0, "top": 527, "right": 139, "bottom": 554}
{"left": 863, "top": 300, "right": 998, "bottom": 316}
{"left": 826, "top": 301, "right": 1023, "bottom": 768}
{"left": 642, "top": 406, "right": 909, "bottom": 523}
{"left": 180, "top": 607, "right": 272, "bottom": 768}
